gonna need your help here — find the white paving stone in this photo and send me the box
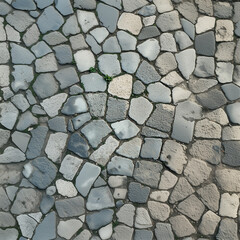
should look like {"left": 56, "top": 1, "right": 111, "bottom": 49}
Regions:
{"left": 56, "top": 179, "right": 78, "bottom": 197}
{"left": 74, "top": 50, "right": 95, "bottom": 72}
{"left": 219, "top": 193, "right": 239, "bottom": 218}
{"left": 118, "top": 13, "right": 142, "bottom": 35}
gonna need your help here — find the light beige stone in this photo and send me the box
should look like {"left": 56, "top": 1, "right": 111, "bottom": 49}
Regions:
{"left": 216, "top": 20, "right": 234, "bottom": 42}
{"left": 148, "top": 201, "right": 170, "bottom": 221}
{"left": 205, "top": 108, "right": 229, "bottom": 125}
{"left": 161, "top": 71, "right": 184, "bottom": 87}
{"left": 219, "top": 193, "right": 239, "bottom": 218}
{"left": 150, "top": 190, "right": 169, "bottom": 202}
{"left": 0, "top": 65, "right": 10, "bottom": 87}
{"left": 56, "top": 179, "right": 78, "bottom": 197}
{"left": 108, "top": 74, "right": 133, "bottom": 99}
{"left": 159, "top": 170, "right": 178, "bottom": 190}
{"left": 153, "top": 0, "right": 173, "bottom": 13}
{"left": 135, "top": 208, "right": 152, "bottom": 229}
{"left": 199, "top": 211, "right": 221, "bottom": 235}
{"left": 222, "top": 126, "right": 240, "bottom": 140}
{"left": 143, "top": 16, "right": 156, "bottom": 26}
{"left": 118, "top": 13, "right": 142, "bottom": 35}
{"left": 196, "top": 16, "right": 216, "bottom": 34}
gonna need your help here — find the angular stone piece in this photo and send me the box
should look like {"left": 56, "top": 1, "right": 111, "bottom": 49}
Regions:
{"left": 216, "top": 20, "right": 234, "bottom": 42}
{"left": 155, "top": 223, "right": 174, "bottom": 240}
{"left": 222, "top": 141, "right": 240, "bottom": 166}
{"left": 98, "top": 54, "right": 121, "bottom": 76}
{"left": 137, "top": 39, "right": 160, "bottom": 61}
{"left": 117, "top": 204, "right": 135, "bottom": 227}
{"left": 10, "top": 43, "right": 35, "bottom": 64}
{"left": 156, "top": 52, "right": 177, "bottom": 75}
{"left": 77, "top": 10, "right": 98, "bottom": 33}
{"left": 195, "top": 31, "right": 216, "bottom": 56}
{"left": 128, "top": 182, "right": 150, "bottom": 203}
{"left": 35, "top": 53, "right": 58, "bottom": 73}
{"left": 148, "top": 201, "right": 170, "bottom": 221}
{"left": 118, "top": 13, "right": 142, "bottom": 35}
{"left": 216, "top": 218, "right": 238, "bottom": 240}
{"left": 194, "top": 56, "right": 215, "bottom": 77}
{"left": 226, "top": 102, "right": 240, "bottom": 124}
{"left": 57, "top": 219, "right": 82, "bottom": 239}
{"left": 135, "top": 208, "right": 152, "bottom": 229}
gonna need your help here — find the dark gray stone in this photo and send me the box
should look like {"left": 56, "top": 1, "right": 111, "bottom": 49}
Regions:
{"left": 26, "top": 126, "right": 48, "bottom": 159}
{"left": 138, "top": 26, "right": 160, "bottom": 40}
{"left": 133, "top": 160, "right": 162, "bottom": 188}
{"left": 24, "top": 157, "right": 57, "bottom": 189}
{"left": 53, "top": 44, "right": 72, "bottom": 64}
{"left": 134, "top": 230, "right": 153, "bottom": 240}
{"left": 140, "top": 138, "right": 162, "bottom": 160}
{"left": 12, "top": 0, "right": 36, "bottom": 10}
{"left": 214, "top": 2, "right": 233, "bottom": 18}
{"left": 33, "top": 212, "right": 56, "bottom": 240}
{"left": 216, "top": 218, "right": 238, "bottom": 240}
{"left": 195, "top": 31, "right": 215, "bottom": 56}
{"left": 86, "top": 209, "right": 114, "bottom": 230}
{"left": 194, "top": 56, "right": 215, "bottom": 77}
{"left": 103, "top": 36, "right": 121, "bottom": 53}
{"left": 128, "top": 182, "right": 150, "bottom": 203}
{"left": 222, "top": 141, "right": 240, "bottom": 167}
{"left": 40, "top": 195, "right": 54, "bottom": 214}
{"left": 55, "top": 196, "right": 85, "bottom": 218}
{"left": 97, "top": 3, "right": 119, "bottom": 33}
{"left": 136, "top": 60, "right": 160, "bottom": 84}
{"left": 138, "top": 4, "right": 156, "bottom": 16}
{"left": 221, "top": 83, "right": 240, "bottom": 101}
{"left": 67, "top": 132, "right": 89, "bottom": 158}
{"left": 146, "top": 104, "right": 174, "bottom": 133}
{"left": 48, "top": 116, "right": 67, "bottom": 132}
{"left": 197, "top": 89, "right": 227, "bottom": 110}
{"left": 37, "top": 6, "right": 64, "bottom": 34}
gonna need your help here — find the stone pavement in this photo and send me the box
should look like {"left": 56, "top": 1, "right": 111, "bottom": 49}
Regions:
{"left": 0, "top": 0, "right": 240, "bottom": 239}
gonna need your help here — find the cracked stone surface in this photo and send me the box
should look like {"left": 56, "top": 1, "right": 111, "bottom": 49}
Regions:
{"left": 0, "top": 0, "right": 240, "bottom": 239}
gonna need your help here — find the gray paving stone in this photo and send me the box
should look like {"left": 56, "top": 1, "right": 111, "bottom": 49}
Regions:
{"left": 0, "top": 146, "right": 25, "bottom": 164}
{"left": 111, "top": 120, "right": 139, "bottom": 140}
{"left": 140, "top": 138, "right": 162, "bottom": 160}
{"left": 138, "top": 26, "right": 160, "bottom": 40}
{"left": 10, "top": 43, "right": 35, "bottom": 64}
{"left": 122, "top": 0, "right": 147, "bottom": 12}
{"left": 128, "top": 182, "right": 150, "bottom": 203}
{"left": 221, "top": 83, "right": 240, "bottom": 101}
{"left": 0, "top": 2, "right": 12, "bottom": 15}
{"left": 214, "top": 2, "right": 232, "bottom": 18}
{"left": 195, "top": 31, "right": 215, "bottom": 56}
{"left": 90, "top": 27, "right": 109, "bottom": 44}
{"left": 26, "top": 126, "right": 48, "bottom": 159}
{"left": 97, "top": 3, "right": 119, "bottom": 33}
{"left": 33, "top": 74, "right": 58, "bottom": 99}
{"left": 133, "top": 160, "right": 162, "bottom": 188}
{"left": 0, "top": 165, "right": 22, "bottom": 185}
{"left": 86, "top": 93, "right": 107, "bottom": 117}
{"left": 160, "top": 33, "right": 177, "bottom": 52}
{"left": 98, "top": 54, "right": 121, "bottom": 76}
{"left": 81, "top": 73, "right": 106, "bottom": 92}
{"left": 87, "top": 186, "right": 114, "bottom": 211}
{"left": 107, "top": 156, "right": 134, "bottom": 176}
{"left": 86, "top": 209, "right": 114, "bottom": 230}
{"left": 177, "top": 1, "right": 198, "bottom": 23}
{"left": 31, "top": 41, "right": 52, "bottom": 58}
{"left": 138, "top": 4, "right": 156, "bottom": 16}
{"left": 11, "top": 188, "right": 41, "bottom": 214}
{"left": 0, "top": 228, "right": 18, "bottom": 240}
{"left": 216, "top": 62, "right": 234, "bottom": 83}
{"left": 226, "top": 102, "right": 240, "bottom": 124}
{"left": 194, "top": 56, "right": 215, "bottom": 77}
{"left": 37, "top": 6, "right": 64, "bottom": 33}
{"left": 0, "top": 129, "right": 10, "bottom": 148}
{"left": 155, "top": 223, "right": 174, "bottom": 240}
{"left": 103, "top": 36, "right": 121, "bottom": 53}
{"left": 32, "top": 212, "right": 56, "bottom": 240}
{"left": 216, "top": 42, "right": 235, "bottom": 61}
{"left": 35, "top": 53, "right": 58, "bottom": 73}
{"left": 55, "top": 0, "right": 73, "bottom": 16}
{"left": 74, "top": 0, "right": 96, "bottom": 9}
{"left": 216, "top": 218, "right": 238, "bottom": 240}
{"left": 181, "top": 18, "right": 195, "bottom": 40}
{"left": 156, "top": 52, "right": 177, "bottom": 75}
{"left": 101, "top": 0, "right": 121, "bottom": 9}
{"left": 69, "top": 85, "right": 84, "bottom": 95}
{"left": 76, "top": 162, "right": 101, "bottom": 197}
{"left": 188, "top": 77, "right": 218, "bottom": 93}
{"left": 175, "top": 49, "right": 196, "bottom": 79}
{"left": 121, "top": 52, "right": 140, "bottom": 74}
{"left": 0, "top": 212, "right": 15, "bottom": 228}
{"left": 137, "top": 39, "right": 160, "bottom": 61}
{"left": 86, "top": 34, "right": 102, "bottom": 54}
{"left": 67, "top": 132, "right": 89, "bottom": 158}
{"left": 62, "top": 15, "right": 80, "bottom": 36}
{"left": 197, "top": 89, "right": 227, "bottom": 110}
{"left": 35, "top": 0, "right": 53, "bottom": 9}
{"left": 6, "top": 10, "right": 34, "bottom": 32}
{"left": 117, "top": 31, "right": 137, "bottom": 51}
{"left": 117, "top": 204, "right": 135, "bottom": 227}
{"left": 222, "top": 141, "right": 240, "bottom": 167}
{"left": 196, "top": 0, "right": 213, "bottom": 16}
{"left": 43, "top": 32, "right": 67, "bottom": 46}
{"left": 77, "top": 10, "right": 98, "bottom": 33}
{"left": 134, "top": 230, "right": 153, "bottom": 240}
{"left": 40, "top": 195, "right": 54, "bottom": 214}
{"left": 53, "top": 44, "right": 73, "bottom": 64}
{"left": 0, "top": 187, "right": 11, "bottom": 211}
{"left": 133, "top": 80, "right": 145, "bottom": 94}
{"left": 11, "top": 131, "right": 30, "bottom": 153}
{"left": 11, "top": 93, "right": 30, "bottom": 112}
{"left": 55, "top": 196, "right": 85, "bottom": 218}
{"left": 17, "top": 111, "right": 38, "bottom": 131}
{"left": 174, "top": 31, "right": 193, "bottom": 50}
{"left": 72, "top": 113, "right": 91, "bottom": 130}
{"left": 156, "top": 10, "right": 181, "bottom": 32}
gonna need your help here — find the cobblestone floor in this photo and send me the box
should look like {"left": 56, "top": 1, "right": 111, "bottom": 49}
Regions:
{"left": 0, "top": 0, "right": 240, "bottom": 239}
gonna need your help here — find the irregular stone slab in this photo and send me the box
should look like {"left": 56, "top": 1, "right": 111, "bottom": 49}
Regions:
{"left": 59, "top": 155, "right": 83, "bottom": 180}
{"left": 35, "top": 0, "right": 53, "bottom": 9}
{"left": 156, "top": 52, "right": 177, "bottom": 75}
{"left": 197, "top": 89, "right": 227, "bottom": 110}
{"left": 222, "top": 126, "right": 240, "bottom": 140}
{"left": 107, "top": 156, "right": 134, "bottom": 176}
{"left": 61, "top": 95, "right": 87, "bottom": 115}
{"left": 16, "top": 111, "right": 38, "bottom": 131}
{"left": 135, "top": 208, "right": 152, "bottom": 229}
{"left": 177, "top": 194, "right": 205, "bottom": 221}
{"left": 136, "top": 60, "right": 160, "bottom": 84}
{"left": 17, "top": 214, "right": 38, "bottom": 238}
{"left": 216, "top": 42, "right": 235, "bottom": 61}
{"left": 118, "top": 13, "right": 142, "bottom": 35}
{"left": 43, "top": 31, "right": 67, "bottom": 46}
{"left": 128, "top": 182, "right": 150, "bottom": 203}
{"left": 116, "top": 137, "right": 142, "bottom": 159}
{"left": 53, "top": 44, "right": 73, "bottom": 64}
{"left": 147, "top": 82, "right": 171, "bottom": 103}
{"left": 169, "top": 215, "right": 196, "bottom": 238}
{"left": 81, "top": 120, "right": 111, "bottom": 148}
{"left": 199, "top": 210, "right": 220, "bottom": 236}
{"left": 32, "top": 212, "right": 56, "bottom": 240}
{"left": 175, "top": 49, "right": 196, "bottom": 79}
{"left": 134, "top": 160, "right": 162, "bottom": 188}
{"left": 160, "top": 140, "right": 187, "bottom": 174}
{"left": 160, "top": 33, "right": 177, "bottom": 52}
{"left": 222, "top": 141, "right": 240, "bottom": 166}
{"left": 6, "top": 10, "right": 34, "bottom": 32}
{"left": 48, "top": 116, "right": 67, "bottom": 133}
{"left": 57, "top": 219, "right": 82, "bottom": 239}
{"left": 0, "top": 147, "right": 25, "bottom": 164}
{"left": 111, "top": 120, "right": 139, "bottom": 139}
{"left": 67, "top": 133, "right": 89, "bottom": 158}
{"left": 11, "top": 43, "right": 35, "bottom": 64}
{"left": 195, "top": 31, "right": 215, "bottom": 56}
{"left": 221, "top": 83, "right": 240, "bottom": 101}
{"left": 11, "top": 188, "right": 41, "bottom": 214}
{"left": 137, "top": 39, "right": 160, "bottom": 61}
{"left": 86, "top": 209, "right": 114, "bottom": 230}
{"left": 62, "top": 15, "right": 80, "bottom": 36}
{"left": 0, "top": 212, "right": 15, "bottom": 228}
{"left": 33, "top": 74, "right": 58, "bottom": 99}
{"left": 74, "top": 50, "right": 95, "bottom": 72}
{"left": 219, "top": 193, "right": 239, "bottom": 218}
{"left": 87, "top": 186, "right": 115, "bottom": 211}
{"left": 23, "top": 157, "right": 57, "bottom": 189}
{"left": 98, "top": 54, "right": 121, "bottom": 76}
{"left": 174, "top": 30, "right": 193, "bottom": 50}
{"left": 11, "top": 93, "right": 30, "bottom": 112}
{"left": 177, "top": 1, "right": 198, "bottom": 23}
{"left": 117, "top": 31, "right": 137, "bottom": 50}
{"left": 116, "top": 204, "right": 135, "bottom": 227}
{"left": 148, "top": 201, "right": 170, "bottom": 221}
{"left": 188, "top": 77, "right": 217, "bottom": 93}
{"left": 108, "top": 74, "right": 132, "bottom": 99}
{"left": 120, "top": 52, "right": 140, "bottom": 74}
{"left": 45, "top": 132, "right": 68, "bottom": 162}
{"left": 74, "top": 0, "right": 96, "bottom": 9}
{"left": 86, "top": 93, "right": 107, "bottom": 117}
{"left": 122, "top": 0, "right": 147, "bottom": 12}
{"left": 216, "top": 20, "right": 234, "bottom": 42}
{"left": 155, "top": 223, "right": 174, "bottom": 240}
{"left": 195, "top": 119, "right": 221, "bottom": 139}
{"left": 72, "top": 113, "right": 91, "bottom": 130}
{"left": 0, "top": 65, "right": 9, "bottom": 87}
{"left": 159, "top": 170, "right": 178, "bottom": 190}
{"left": 103, "top": 36, "right": 121, "bottom": 53}
{"left": 0, "top": 102, "right": 19, "bottom": 130}
{"left": 216, "top": 62, "right": 233, "bottom": 83}
{"left": 90, "top": 136, "right": 119, "bottom": 166}
{"left": 169, "top": 177, "right": 194, "bottom": 204}
{"left": 0, "top": 164, "right": 22, "bottom": 185}
{"left": 55, "top": 196, "right": 85, "bottom": 218}
{"left": 25, "top": 125, "right": 47, "bottom": 159}
{"left": 81, "top": 73, "right": 106, "bottom": 92}
{"left": 226, "top": 102, "right": 240, "bottom": 124}
{"left": 90, "top": 27, "right": 109, "bottom": 44}
{"left": 0, "top": 129, "right": 10, "bottom": 149}
{"left": 76, "top": 162, "right": 101, "bottom": 197}
{"left": 197, "top": 184, "right": 220, "bottom": 212}
{"left": 55, "top": 0, "right": 73, "bottom": 16}
{"left": 194, "top": 56, "right": 215, "bottom": 77}
{"left": 77, "top": 10, "right": 98, "bottom": 32}
{"left": 22, "top": 24, "right": 40, "bottom": 47}
{"left": 56, "top": 179, "right": 77, "bottom": 197}
{"left": 156, "top": 10, "right": 181, "bottom": 32}
{"left": 0, "top": 229, "right": 18, "bottom": 240}
{"left": 37, "top": 6, "right": 64, "bottom": 33}
{"left": 0, "top": 187, "right": 11, "bottom": 211}
{"left": 216, "top": 218, "right": 238, "bottom": 240}
{"left": 12, "top": 0, "right": 36, "bottom": 10}
{"left": 35, "top": 53, "right": 58, "bottom": 73}
{"left": 140, "top": 137, "right": 162, "bottom": 160}
{"left": 97, "top": 3, "right": 119, "bottom": 33}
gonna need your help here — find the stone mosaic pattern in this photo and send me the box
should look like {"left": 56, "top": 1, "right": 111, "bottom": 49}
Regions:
{"left": 0, "top": 0, "right": 240, "bottom": 239}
